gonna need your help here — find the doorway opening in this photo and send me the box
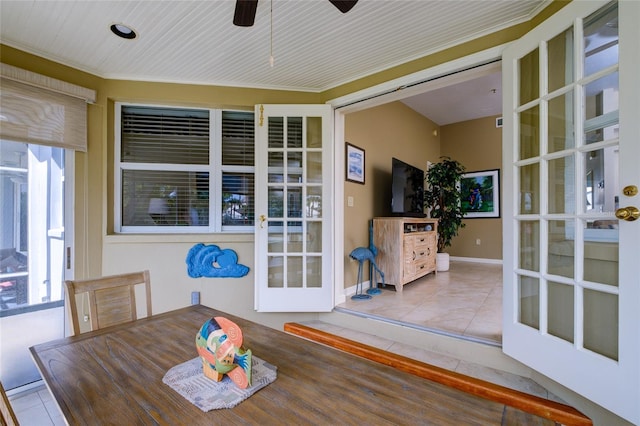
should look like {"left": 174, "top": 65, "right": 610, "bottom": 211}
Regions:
{"left": 333, "top": 57, "right": 504, "bottom": 346}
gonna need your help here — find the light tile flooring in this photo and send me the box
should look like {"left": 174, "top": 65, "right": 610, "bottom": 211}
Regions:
{"left": 337, "top": 260, "right": 503, "bottom": 345}
{"left": 7, "top": 383, "right": 65, "bottom": 426}
{"left": 9, "top": 262, "right": 558, "bottom": 423}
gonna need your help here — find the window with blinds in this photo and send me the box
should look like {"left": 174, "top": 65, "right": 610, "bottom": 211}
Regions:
{"left": 221, "top": 111, "right": 254, "bottom": 228}
{"left": 116, "top": 104, "right": 254, "bottom": 233}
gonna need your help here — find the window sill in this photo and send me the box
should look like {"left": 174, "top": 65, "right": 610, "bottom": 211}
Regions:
{"left": 104, "top": 233, "right": 254, "bottom": 245}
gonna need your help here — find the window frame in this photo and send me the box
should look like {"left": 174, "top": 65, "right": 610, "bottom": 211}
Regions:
{"left": 114, "top": 103, "right": 255, "bottom": 234}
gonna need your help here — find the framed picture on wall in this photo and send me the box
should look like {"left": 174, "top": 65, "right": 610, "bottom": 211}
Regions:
{"left": 460, "top": 169, "right": 500, "bottom": 218}
{"left": 345, "top": 142, "right": 365, "bottom": 184}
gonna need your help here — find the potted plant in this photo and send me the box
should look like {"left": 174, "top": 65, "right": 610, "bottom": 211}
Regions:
{"left": 424, "top": 157, "right": 466, "bottom": 271}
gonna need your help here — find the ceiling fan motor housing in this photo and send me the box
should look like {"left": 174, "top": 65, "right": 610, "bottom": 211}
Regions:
{"left": 233, "top": 0, "right": 358, "bottom": 27}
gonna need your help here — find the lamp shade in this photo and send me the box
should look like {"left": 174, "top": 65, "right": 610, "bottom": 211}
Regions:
{"left": 148, "top": 198, "right": 169, "bottom": 215}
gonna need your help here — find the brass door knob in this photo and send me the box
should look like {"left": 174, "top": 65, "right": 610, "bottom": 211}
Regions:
{"left": 259, "top": 214, "right": 266, "bottom": 228}
{"left": 622, "top": 185, "right": 638, "bottom": 197}
{"left": 615, "top": 206, "right": 640, "bottom": 221}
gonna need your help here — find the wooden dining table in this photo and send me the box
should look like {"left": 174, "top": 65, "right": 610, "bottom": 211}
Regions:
{"left": 30, "top": 304, "right": 555, "bottom": 425}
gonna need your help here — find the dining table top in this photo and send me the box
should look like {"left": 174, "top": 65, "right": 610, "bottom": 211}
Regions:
{"left": 30, "top": 304, "right": 548, "bottom": 425}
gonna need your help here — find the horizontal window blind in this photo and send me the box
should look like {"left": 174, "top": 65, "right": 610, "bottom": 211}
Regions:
{"left": 222, "top": 111, "right": 254, "bottom": 166}
{"left": 121, "top": 106, "right": 209, "bottom": 165}
{"left": 121, "top": 170, "right": 209, "bottom": 227}
{"left": 287, "top": 117, "right": 303, "bottom": 148}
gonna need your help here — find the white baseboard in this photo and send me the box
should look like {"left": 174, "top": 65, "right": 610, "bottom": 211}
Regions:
{"left": 5, "top": 380, "right": 45, "bottom": 397}
{"left": 450, "top": 256, "right": 502, "bottom": 265}
{"left": 342, "top": 280, "right": 371, "bottom": 297}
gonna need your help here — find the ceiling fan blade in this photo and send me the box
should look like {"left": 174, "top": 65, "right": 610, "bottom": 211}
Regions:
{"left": 329, "top": 0, "right": 358, "bottom": 14}
{"left": 234, "top": 0, "right": 259, "bottom": 27}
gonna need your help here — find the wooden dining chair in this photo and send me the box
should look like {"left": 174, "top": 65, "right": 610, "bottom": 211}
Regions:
{"left": 0, "top": 380, "right": 19, "bottom": 426}
{"left": 64, "top": 270, "right": 152, "bottom": 336}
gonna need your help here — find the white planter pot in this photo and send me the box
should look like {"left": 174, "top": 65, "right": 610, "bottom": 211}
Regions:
{"left": 436, "top": 252, "right": 450, "bottom": 272}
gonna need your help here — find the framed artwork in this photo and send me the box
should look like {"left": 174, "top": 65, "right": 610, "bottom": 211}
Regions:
{"left": 345, "top": 142, "right": 365, "bottom": 184}
{"left": 460, "top": 169, "right": 500, "bottom": 218}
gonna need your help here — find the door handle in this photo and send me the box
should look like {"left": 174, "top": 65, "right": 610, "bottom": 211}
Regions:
{"left": 259, "top": 214, "right": 266, "bottom": 228}
{"left": 615, "top": 206, "right": 639, "bottom": 222}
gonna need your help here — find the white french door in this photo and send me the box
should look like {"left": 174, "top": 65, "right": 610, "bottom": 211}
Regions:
{"left": 254, "top": 104, "right": 334, "bottom": 312}
{"left": 502, "top": 1, "right": 639, "bottom": 423}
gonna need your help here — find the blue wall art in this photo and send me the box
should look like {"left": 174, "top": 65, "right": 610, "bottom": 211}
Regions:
{"left": 186, "top": 243, "right": 250, "bottom": 278}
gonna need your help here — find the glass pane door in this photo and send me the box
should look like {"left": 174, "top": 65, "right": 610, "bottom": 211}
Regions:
{"left": 255, "top": 105, "right": 332, "bottom": 312}
{"left": 503, "top": 1, "right": 640, "bottom": 422}
{"left": 513, "top": 0, "right": 620, "bottom": 360}
{"left": 0, "top": 141, "right": 67, "bottom": 389}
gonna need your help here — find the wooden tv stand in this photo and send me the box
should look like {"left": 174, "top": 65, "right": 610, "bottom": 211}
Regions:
{"left": 373, "top": 217, "right": 438, "bottom": 292}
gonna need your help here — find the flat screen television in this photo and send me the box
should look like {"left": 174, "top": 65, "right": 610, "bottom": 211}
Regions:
{"left": 390, "top": 157, "right": 426, "bottom": 217}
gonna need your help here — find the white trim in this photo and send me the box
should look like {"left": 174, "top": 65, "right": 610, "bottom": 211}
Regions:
{"left": 450, "top": 256, "right": 503, "bottom": 265}
{"left": 64, "top": 150, "right": 74, "bottom": 280}
{"left": 342, "top": 281, "right": 371, "bottom": 299}
{"left": 211, "top": 109, "right": 222, "bottom": 233}
{"left": 327, "top": 45, "right": 507, "bottom": 111}
{"left": 333, "top": 110, "right": 346, "bottom": 307}
{"left": 4, "top": 380, "right": 46, "bottom": 397}
{"left": 113, "top": 102, "right": 255, "bottom": 234}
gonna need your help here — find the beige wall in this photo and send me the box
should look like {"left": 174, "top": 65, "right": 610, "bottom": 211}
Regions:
{"left": 440, "top": 116, "right": 503, "bottom": 260}
{"left": 342, "top": 112, "right": 504, "bottom": 288}
{"left": 343, "top": 102, "right": 439, "bottom": 287}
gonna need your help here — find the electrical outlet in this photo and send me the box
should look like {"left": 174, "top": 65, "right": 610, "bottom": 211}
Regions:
{"left": 83, "top": 314, "right": 90, "bottom": 322}
{"left": 476, "top": 239, "right": 481, "bottom": 245}
{"left": 347, "top": 196, "right": 354, "bottom": 207}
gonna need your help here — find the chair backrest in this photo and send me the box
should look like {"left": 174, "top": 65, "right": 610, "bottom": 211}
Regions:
{"left": 0, "top": 380, "right": 19, "bottom": 426}
{"left": 64, "top": 270, "right": 152, "bottom": 336}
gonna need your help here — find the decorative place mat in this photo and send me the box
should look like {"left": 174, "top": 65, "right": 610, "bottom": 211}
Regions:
{"left": 163, "top": 356, "right": 277, "bottom": 411}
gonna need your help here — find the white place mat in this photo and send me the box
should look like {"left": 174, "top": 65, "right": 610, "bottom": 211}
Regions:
{"left": 163, "top": 356, "right": 277, "bottom": 411}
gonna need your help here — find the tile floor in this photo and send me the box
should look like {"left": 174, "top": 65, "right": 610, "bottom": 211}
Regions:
{"left": 7, "top": 383, "right": 65, "bottom": 426}
{"left": 337, "top": 261, "right": 503, "bottom": 344}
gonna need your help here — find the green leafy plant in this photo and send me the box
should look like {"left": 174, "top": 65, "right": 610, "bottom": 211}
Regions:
{"left": 424, "top": 157, "right": 466, "bottom": 253}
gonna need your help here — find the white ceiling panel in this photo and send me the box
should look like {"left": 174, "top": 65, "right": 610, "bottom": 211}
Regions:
{"left": 1, "top": 0, "right": 548, "bottom": 123}
{"left": 402, "top": 71, "right": 503, "bottom": 126}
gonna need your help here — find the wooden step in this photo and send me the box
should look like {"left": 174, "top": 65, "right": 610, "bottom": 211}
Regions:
{"left": 284, "top": 322, "right": 592, "bottom": 426}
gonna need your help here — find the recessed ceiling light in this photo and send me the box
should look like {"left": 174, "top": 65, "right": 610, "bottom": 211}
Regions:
{"left": 110, "top": 23, "right": 137, "bottom": 39}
